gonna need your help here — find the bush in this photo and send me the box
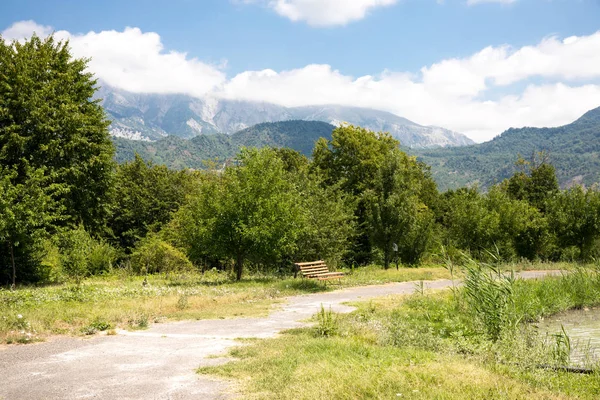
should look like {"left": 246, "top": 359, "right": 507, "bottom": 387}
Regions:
{"left": 59, "top": 227, "right": 94, "bottom": 284}
{"left": 130, "top": 235, "right": 194, "bottom": 275}
{"left": 88, "top": 241, "right": 118, "bottom": 275}
{"left": 47, "top": 227, "right": 119, "bottom": 283}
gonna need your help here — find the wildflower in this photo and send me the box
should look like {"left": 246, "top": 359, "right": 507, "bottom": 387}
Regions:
{"left": 17, "top": 314, "right": 23, "bottom": 319}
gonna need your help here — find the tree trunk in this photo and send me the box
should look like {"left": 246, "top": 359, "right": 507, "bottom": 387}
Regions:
{"left": 235, "top": 253, "right": 244, "bottom": 281}
{"left": 383, "top": 249, "right": 390, "bottom": 270}
{"left": 10, "top": 241, "right": 16, "bottom": 288}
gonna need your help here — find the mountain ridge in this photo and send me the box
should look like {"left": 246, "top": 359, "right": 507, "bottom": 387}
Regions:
{"left": 114, "top": 120, "right": 336, "bottom": 169}
{"left": 412, "top": 106, "right": 600, "bottom": 190}
{"left": 97, "top": 84, "right": 474, "bottom": 148}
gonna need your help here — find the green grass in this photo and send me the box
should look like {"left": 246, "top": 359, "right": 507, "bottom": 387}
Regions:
{"left": 0, "top": 265, "right": 451, "bottom": 344}
{"left": 200, "top": 268, "right": 600, "bottom": 399}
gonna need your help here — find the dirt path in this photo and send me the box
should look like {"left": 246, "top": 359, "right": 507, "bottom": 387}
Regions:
{"left": 0, "top": 271, "right": 559, "bottom": 400}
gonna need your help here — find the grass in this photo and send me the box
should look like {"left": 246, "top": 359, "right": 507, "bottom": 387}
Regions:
{"left": 0, "top": 265, "right": 451, "bottom": 344}
{"left": 199, "top": 267, "right": 600, "bottom": 399}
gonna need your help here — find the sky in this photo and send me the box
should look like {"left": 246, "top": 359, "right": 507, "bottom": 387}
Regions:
{"left": 1, "top": 0, "right": 600, "bottom": 142}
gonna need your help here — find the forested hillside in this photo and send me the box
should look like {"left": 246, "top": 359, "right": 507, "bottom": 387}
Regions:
{"left": 414, "top": 107, "right": 600, "bottom": 190}
{"left": 114, "top": 120, "right": 335, "bottom": 169}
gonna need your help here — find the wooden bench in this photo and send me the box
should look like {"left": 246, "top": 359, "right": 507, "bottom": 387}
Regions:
{"left": 294, "top": 260, "right": 345, "bottom": 283}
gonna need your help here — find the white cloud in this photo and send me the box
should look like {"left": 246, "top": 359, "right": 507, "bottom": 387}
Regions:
{"left": 257, "top": 0, "right": 398, "bottom": 26}
{"left": 3, "top": 21, "right": 600, "bottom": 142}
{"left": 2, "top": 21, "right": 226, "bottom": 97}
{"left": 1, "top": 20, "right": 53, "bottom": 41}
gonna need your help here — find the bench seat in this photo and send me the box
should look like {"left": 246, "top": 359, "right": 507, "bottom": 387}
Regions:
{"left": 295, "top": 260, "right": 345, "bottom": 282}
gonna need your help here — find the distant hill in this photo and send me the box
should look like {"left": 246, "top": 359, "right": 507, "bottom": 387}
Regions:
{"left": 114, "top": 120, "right": 335, "bottom": 169}
{"left": 413, "top": 107, "right": 600, "bottom": 191}
{"left": 98, "top": 84, "right": 473, "bottom": 148}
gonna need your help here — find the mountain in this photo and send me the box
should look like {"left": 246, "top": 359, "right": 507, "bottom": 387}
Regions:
{"left": 114, "top": 120, "right": 336, "bottom": 169}
{"left": 97, "top": 84, "right": 473, "bottom": 148}
{"left": 413, "top": 107, "right": 600, "bottom": 191}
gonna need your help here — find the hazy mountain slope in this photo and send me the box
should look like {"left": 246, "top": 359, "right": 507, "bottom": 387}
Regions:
{"left": 290, "top": 105, "right": 474, "bottom": 147}
{"left": 97, "top": 84, "right": 473, "bottom": 148}
{"left": 114, "top": 120, "right": 335, "bottom": 169}
{"left": 413, "top": 107, "right": 600, "bottom": 191}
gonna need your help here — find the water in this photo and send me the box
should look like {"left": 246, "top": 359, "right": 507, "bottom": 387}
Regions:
{"left": 537, "top": 307, "right": 600, "bottom": 366}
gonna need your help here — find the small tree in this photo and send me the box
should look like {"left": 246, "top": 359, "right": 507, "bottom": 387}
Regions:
{"left": 176, "top": 148, "right": 305, "bottom": 280}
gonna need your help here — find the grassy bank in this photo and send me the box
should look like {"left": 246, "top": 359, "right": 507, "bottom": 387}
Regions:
{"left": 200, "top": 267, "right": 600, "bottom": 399}
{"left": 0, "top": 265, "right": 451, "bottom": 344}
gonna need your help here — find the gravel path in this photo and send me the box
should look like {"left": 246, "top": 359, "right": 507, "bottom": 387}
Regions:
{"left": 0, "top": 270, "right": 559, "bottom": 400}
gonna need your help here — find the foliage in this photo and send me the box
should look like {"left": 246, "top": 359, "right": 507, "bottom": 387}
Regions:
{"left": 57, "top": 226, "right": 118, "bottom": 283}
{"left": 546, "top": 186, "right": 600, "bottom": 260}
{"left": 0, "top": 167, "right": 61, "bottom": 284}
{"left": 109, "top": 154, "right": 200, "bottom": 251}
{"left": 415, "top": 107, "right": 600, "bottom": 190}
{"left": 363, "top": 150, "right": 435, "bottom": 268}
{"left": 130, "top": 235, "right": 193, "bottom": 275}
{"left": 0, "top": 34, "right": 115, "bottom": 232}
{"left": 462, "top": 260, "right": 520, "bottom": 341}
{"left": 314, "top": 305, "right": 338, "bottom": 337}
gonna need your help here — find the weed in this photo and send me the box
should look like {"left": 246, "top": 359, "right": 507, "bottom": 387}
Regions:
{"left": 177, "top": 294, "right": 189, "bottom": 310}
{"left": 552, "top": 325, "right": 572, "bottom": 366}
{"left": 314, "top": 305, "right": 338, "bottom": 337}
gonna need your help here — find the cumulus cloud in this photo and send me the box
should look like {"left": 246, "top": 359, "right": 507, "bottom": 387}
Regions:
{"left": 2, "top": 21, "right": 226, "bottom": 97}
{"left": 3, "top": 20, "right": 600, "bottom": 142}
{"left": 267, "top": 0, "right": 398, "bottom": 26}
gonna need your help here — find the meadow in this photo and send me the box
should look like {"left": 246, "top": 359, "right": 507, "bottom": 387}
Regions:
{"left": 0, "top": 264, "right": 453, "bottom": 344}
{"left": 199, "top": 264, "right": 600, "bottom": 399}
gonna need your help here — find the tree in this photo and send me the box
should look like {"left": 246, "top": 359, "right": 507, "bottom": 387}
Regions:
{"left": 312, "top": 125, "right": 398, "bottom": 196}
{"left": 364, "top": 150, "right": 433, "bottom": 268}
{"left": 312, "top": 125, "right": 400, "bottom": 264}
{"left": 0, "top": 34, "right": 114, "bottom": 232}
{"left": 291, "top": 168, "right": 356, "bottom": 268}
{"left": 109, "top": 154, "right": 199, "bottom": 251}
{"left": 174, "top": 148, "right": 305, "bottom": 280}
{"left": 546, "top": 186, "right": 600, "bottom": 260}
{"left": 505, "top": 154, "right": 559, "bottom": 211}
{"left": 0, "top": 167, "right": 60, "bottom": 285}
{"left": 442, "top": 188, "right": 500, "bottom": 257}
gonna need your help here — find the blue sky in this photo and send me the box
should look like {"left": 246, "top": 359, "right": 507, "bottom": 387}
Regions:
{"left": 2, "top": 0, "right": 600, "bottom": 141}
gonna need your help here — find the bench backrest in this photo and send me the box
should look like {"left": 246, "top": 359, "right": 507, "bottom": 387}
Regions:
{"left": 296, "top": 260, "right": 329, "bottom": 277}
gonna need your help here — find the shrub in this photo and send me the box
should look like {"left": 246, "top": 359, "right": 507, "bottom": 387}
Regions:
{"left": 59, "top": 227, "right": 93, "bottom": 284}
{"left": 131, "top": 235, "right": 194, "bottom": 275}
{"left": 54, "top": 227, "right": 119, "bottom": 283}
{"left": 88, "top": 241, "right": 118, "bottom": 275}
{"left": 314, "top": 305, "right": 338, "bottom": 337}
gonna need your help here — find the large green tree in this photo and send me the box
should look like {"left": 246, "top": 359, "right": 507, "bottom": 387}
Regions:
{"left": 109, "top": 154, "right": 199, "bottom": 251}
{"left": 174, "top": 148, "right": 306, "bottom": 280}
{"left": 0, "top": 34, "right": 115, "bottom": 232}
{"left": 312, "top": 125, "right": 400, "bottom": 264}
{"left": 364, "top": 150, "right": 435, "bottom": 268}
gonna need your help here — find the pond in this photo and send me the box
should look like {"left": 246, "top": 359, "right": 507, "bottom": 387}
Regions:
{"left": 537, "top": 307, "right": 600, "bottom": 366}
